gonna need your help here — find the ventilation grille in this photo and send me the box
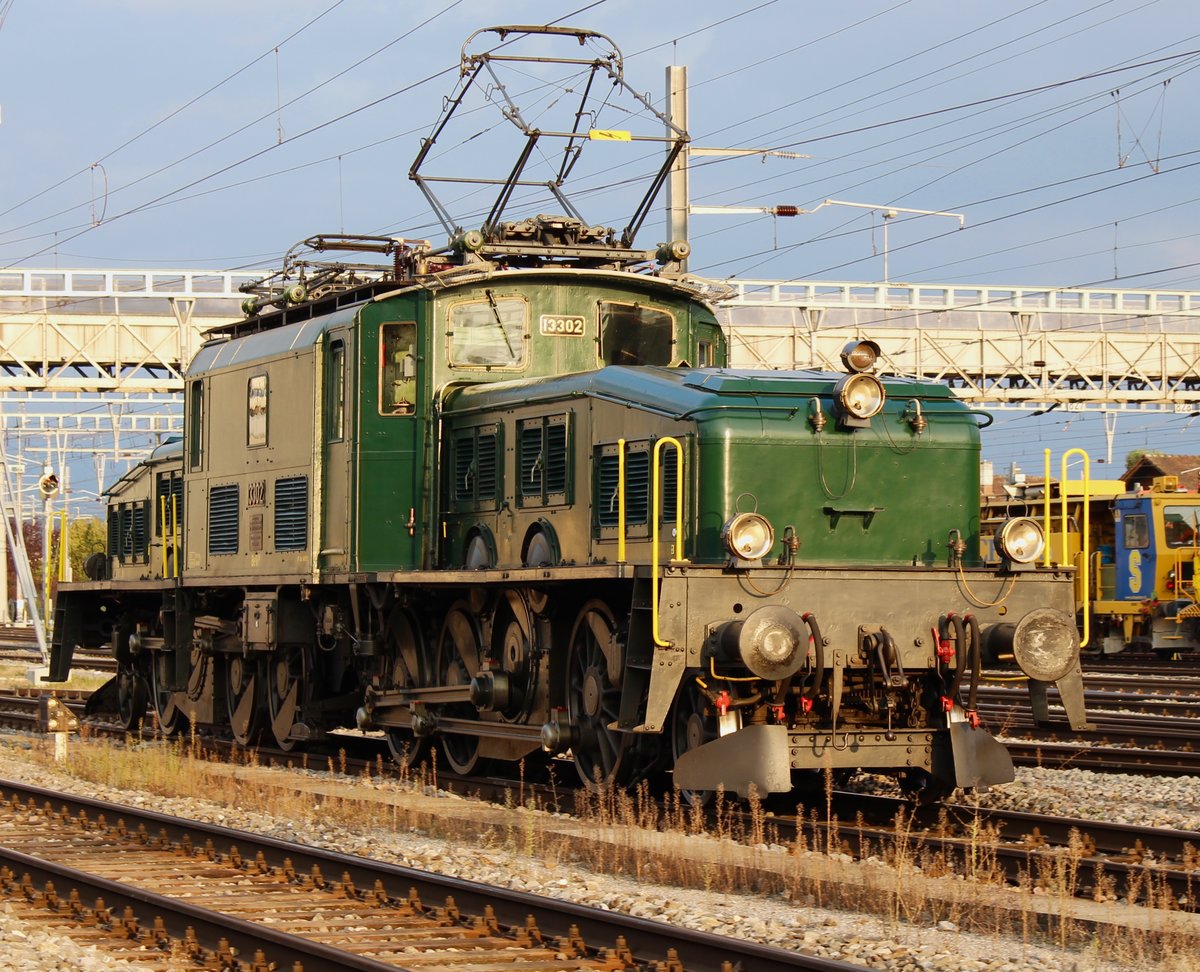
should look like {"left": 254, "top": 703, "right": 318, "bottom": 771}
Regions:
{"left": 546, "top": 423, "right": 568, "bottom": 496}
{"left": 596, "top": 450, "right": 649, "bottom": 527}
{"left": 520, "top": 425, "right": 542, "bottom": 497}
{"left": 208, "top": 485, "right": 239, "bottom": 555}
{"left": 274, "top": 476, "right": 308, "bottom": 551}
{"left": 624, "top": 452, "right": 649, "bottom": 525}
{"left": 107, "top": 510, "right": 119, "bottom": 560}
{"left": 475, "top": 432, "right": 498, "bottom": 499}
{"left": 453, "top": 427, "right": 499, "bottom": 506}
{"left": 156, "top": 474, "right": 183, "bottom": 531}
{"left": 454, "top": 437, "right": 474, "bottom": 502}
{"left": 597, "top": 453, "right": 620, "bottom": 528}
{"left": 659, "top": 449, "right": 678, "bottom": 523}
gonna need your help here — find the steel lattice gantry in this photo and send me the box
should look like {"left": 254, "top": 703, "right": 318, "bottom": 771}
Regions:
{"left": 0, "top": 269, "right": 252, "bottom": 518}
{"left": 719, "top": 280, "right": 1200, "bottom": 413}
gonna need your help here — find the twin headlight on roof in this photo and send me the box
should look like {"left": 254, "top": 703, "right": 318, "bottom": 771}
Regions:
{"left": 722, "top": 341, "right": 889, "bottom": 567}
{"left": 833, "top": 340, "right": 886, "bottom": 429}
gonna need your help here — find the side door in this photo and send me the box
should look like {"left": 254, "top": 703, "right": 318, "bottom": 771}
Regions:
{"left": 1114, "top": 497, "right": 1155, "bottom": 600}
{"left": 320, "top": 328, "right": 353, "bottom": 571}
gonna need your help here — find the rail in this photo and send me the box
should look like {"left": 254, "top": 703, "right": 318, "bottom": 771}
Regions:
{"left": 651, "top": 437, "right": 684, "bottom": 648}
{"left": 1047, "top": 448, "right": 1092, "bottom": 648}
{"left": 159, "top": 493, "right": 179, "bottom": 579}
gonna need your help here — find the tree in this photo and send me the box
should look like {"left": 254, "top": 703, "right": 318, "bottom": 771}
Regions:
{"left": 64, "top": 516, "right": 106, "bottom": 583}
{"left": 1125, "top": 449, "right": 1152, "bottom": 471}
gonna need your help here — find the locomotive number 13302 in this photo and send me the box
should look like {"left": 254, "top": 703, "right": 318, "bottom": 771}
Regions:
{"left": 539, "top": 314, "right": 586, "bottom": 336}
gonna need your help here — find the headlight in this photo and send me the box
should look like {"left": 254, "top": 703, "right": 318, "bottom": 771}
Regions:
{"left": 840, "top": 339, "right": 881, "bottom": 373}
{"left": 722, "top": 512, "right": 775, "bottom": 562}
{"left": 996, "top": 517, "right": 1044, "bottom": 564}
{"left": 729, "top": 605, "right": 807, "bottom": 679}
{"left": 1010, "top": 607, "right": 1077, "bottom": 682}
{"left": 833, "top": 373, "right": 885, "bottom": 420}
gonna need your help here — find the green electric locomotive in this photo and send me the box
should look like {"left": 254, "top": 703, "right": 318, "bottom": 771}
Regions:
{"left": 49, "top": 25, "right": 1087, "bottom": 802}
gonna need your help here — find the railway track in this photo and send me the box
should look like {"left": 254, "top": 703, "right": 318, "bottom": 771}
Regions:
{"left": 0, "top": 778, "right": 855, "bottom": 972}
{"left": 4, "top": 688, "right": 1198, "bottom": 912}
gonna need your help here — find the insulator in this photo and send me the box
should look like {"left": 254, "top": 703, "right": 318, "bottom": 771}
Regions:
{"left": 773, "top": 205, "right": 800, "bottom": 217}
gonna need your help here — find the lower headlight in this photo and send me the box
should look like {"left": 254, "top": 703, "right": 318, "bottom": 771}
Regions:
{"left": 722, "top": 512, "right": 775, "bottom": 562}
{"left": 997, "top": 517, "right": 1045, "bottom": 564}
{"left": 833, "top": 373, "right": 885, "bottom": 420}
{"left": 1009, "top": 607, "right": 1078, "bottom": 682}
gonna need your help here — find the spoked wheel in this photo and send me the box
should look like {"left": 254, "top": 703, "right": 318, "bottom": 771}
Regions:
{"left": 670, "top": 676, "right": 719, "bottom": 807}
{"left": 148, "top": 652, "right": 187, "bottom": 736}
{"left": 434, "top": 602, "right": 485, "bottom": 775}
{"left": 267, "top": 644, "right": 309, "bottom": 751}
{"left": 383, "top": 607, "right": 428, "bottom": 770}
{"left": 116, "top": 663, "right": 149, "bottom": 732}
{"left": 225, "top": 655, "right": 262, "bottom": 747}
{"left": 566, "top": 599, "right": 633, "bottom": 790}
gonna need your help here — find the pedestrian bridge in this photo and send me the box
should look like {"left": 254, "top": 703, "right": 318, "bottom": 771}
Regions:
{"left": 719, "top": 279, "right": 1200, "bottom": 412}
{"left": 2, "top": 267, "right": 1198, "bottom": 412}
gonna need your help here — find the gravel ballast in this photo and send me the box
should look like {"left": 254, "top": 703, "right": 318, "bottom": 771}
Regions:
{"left": 0, "top": 733, "right": 1194, "bottom": 972}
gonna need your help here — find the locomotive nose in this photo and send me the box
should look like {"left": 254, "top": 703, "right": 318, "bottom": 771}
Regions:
{"left": 722, "top": 605, "right": 809, "bottom": 680}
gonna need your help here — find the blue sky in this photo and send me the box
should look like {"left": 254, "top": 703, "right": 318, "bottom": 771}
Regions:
{"left": 0, "top": 0, "right": 1197, "bottom": 479}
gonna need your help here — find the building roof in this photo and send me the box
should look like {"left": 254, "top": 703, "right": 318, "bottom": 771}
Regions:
{"left": 1123, "top": 454, "right": 1200, "bottom": 492}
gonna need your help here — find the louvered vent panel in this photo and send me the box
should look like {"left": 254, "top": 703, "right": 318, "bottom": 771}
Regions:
{"left": 119, "top": 508, "right": 133, "bottom": 558}
{"left": 476, "top": 433, "right": 498, "bottom": 500}
{"left": 659, "top": 448, "right": 678, "bottom": 523}
{"left": 208, "top": 485, "right": 239, "bottom": 555}
{"left": 131, "top": 505, "right": 148, "bottom": 558}
{"left": 625, "top": 452, "right": 649, "bottom": 525}
{"left": 274, "top": 476, "right": 308, "bottom": 551}
{"left": 107, "top": 510, "right": 120, "bottom": 560}
{"left": 454, "top": 436, "right": 474, "bottom": 502}
{"left": 545, "top": 423, "right": 567, "bottom": 496}
{"left": 520, "top": 425, "right": 542, "bottom": 497}
{"left": 596, "top": 453, "right": 620, "bottom": 528}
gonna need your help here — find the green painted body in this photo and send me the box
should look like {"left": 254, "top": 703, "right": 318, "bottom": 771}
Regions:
{"left": 441, "top": 366, "right": 982, "bottom": 570}
{"left": 178, "top": 268, "right": 724, "bottom": 577}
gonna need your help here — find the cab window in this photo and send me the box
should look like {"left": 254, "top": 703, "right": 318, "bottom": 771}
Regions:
{"left": 1163, "top": 505, "right": 1199, "bottom": 547}
{"left": 380, "top": 323, "right": 418, "bottom": 414}
{"left": 188, "top": 380, "right": 204, "bottom": 470}
{"left": 599, "top": 301, "right": 673, "bottom": 366}
{"left": 448, "top": 294, "right": 527, "bottom": 369}
{"left": 247, "top": 374, "right": 268, "bottom": 447}
{"left": 326, "top": 339, "right": 346, "bottom": 438}
{"left": 1124, "top": 514, "right": 1149, "bottom": 549}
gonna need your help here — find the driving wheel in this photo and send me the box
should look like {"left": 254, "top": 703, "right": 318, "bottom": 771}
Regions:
{"left": 434, "top": 603, "right": 485, "bottom": 775}
{"left": 383, "top": 607, "right": 429, "bottom": 769}
{"left": 566, "top": 599, "right": 633, "bottom": 789}
{"left": 670, "top": 676, "right": 719, "bottom": 806}
{"left": 225, "top": 655, "right": 262, "bottom": 747}
{"left": 149, "top": 652, "right": 187, "bottom": 736}
{"left": 116, "top": 663, "right": 148, "bottom": 732}
{"left": 267, "top": 644, "right": 309, "bottom": 751}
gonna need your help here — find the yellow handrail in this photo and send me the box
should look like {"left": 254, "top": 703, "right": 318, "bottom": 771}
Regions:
{"left": 1042, "top": 449, "right": 1051, "bottom": 568}
{"left": 651, "top": 436, "right": 684, "bottom": 647}
{"left": 171, "top": 492, "right": 179, "bottom": 578}
{"left": 160, "top": 495, "right": 169, "bottom": 578}
{"left": 1061, "top": 448, "right": 1090, "bottom": 647}
{"left": 617, "top": 438, "right": 626, "bottom": 564}
{"left": 55, "top": 512, "right": 68, "bottom": 582}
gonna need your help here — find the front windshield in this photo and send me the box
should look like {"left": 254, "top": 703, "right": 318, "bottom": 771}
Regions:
{"left": 1163, "top": 505, "right": 1200, "bottom": 547}
{"left": 448, "top": 294, "right": 528, "bottom": 369}
{"left": 599, "top": 301, "right": 673, "bottom": 366}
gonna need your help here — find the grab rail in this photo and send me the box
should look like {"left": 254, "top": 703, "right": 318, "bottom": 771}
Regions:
{"left": 1060, "top": 448, "right": 1091, "bottom": 648}
{"left": 652, "top": 436, "right": 684, "bottom": 648}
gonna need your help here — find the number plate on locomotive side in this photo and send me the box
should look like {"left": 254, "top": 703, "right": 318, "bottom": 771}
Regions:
{"left": 539, "top": 314, "right": 586, "bottom": 336}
